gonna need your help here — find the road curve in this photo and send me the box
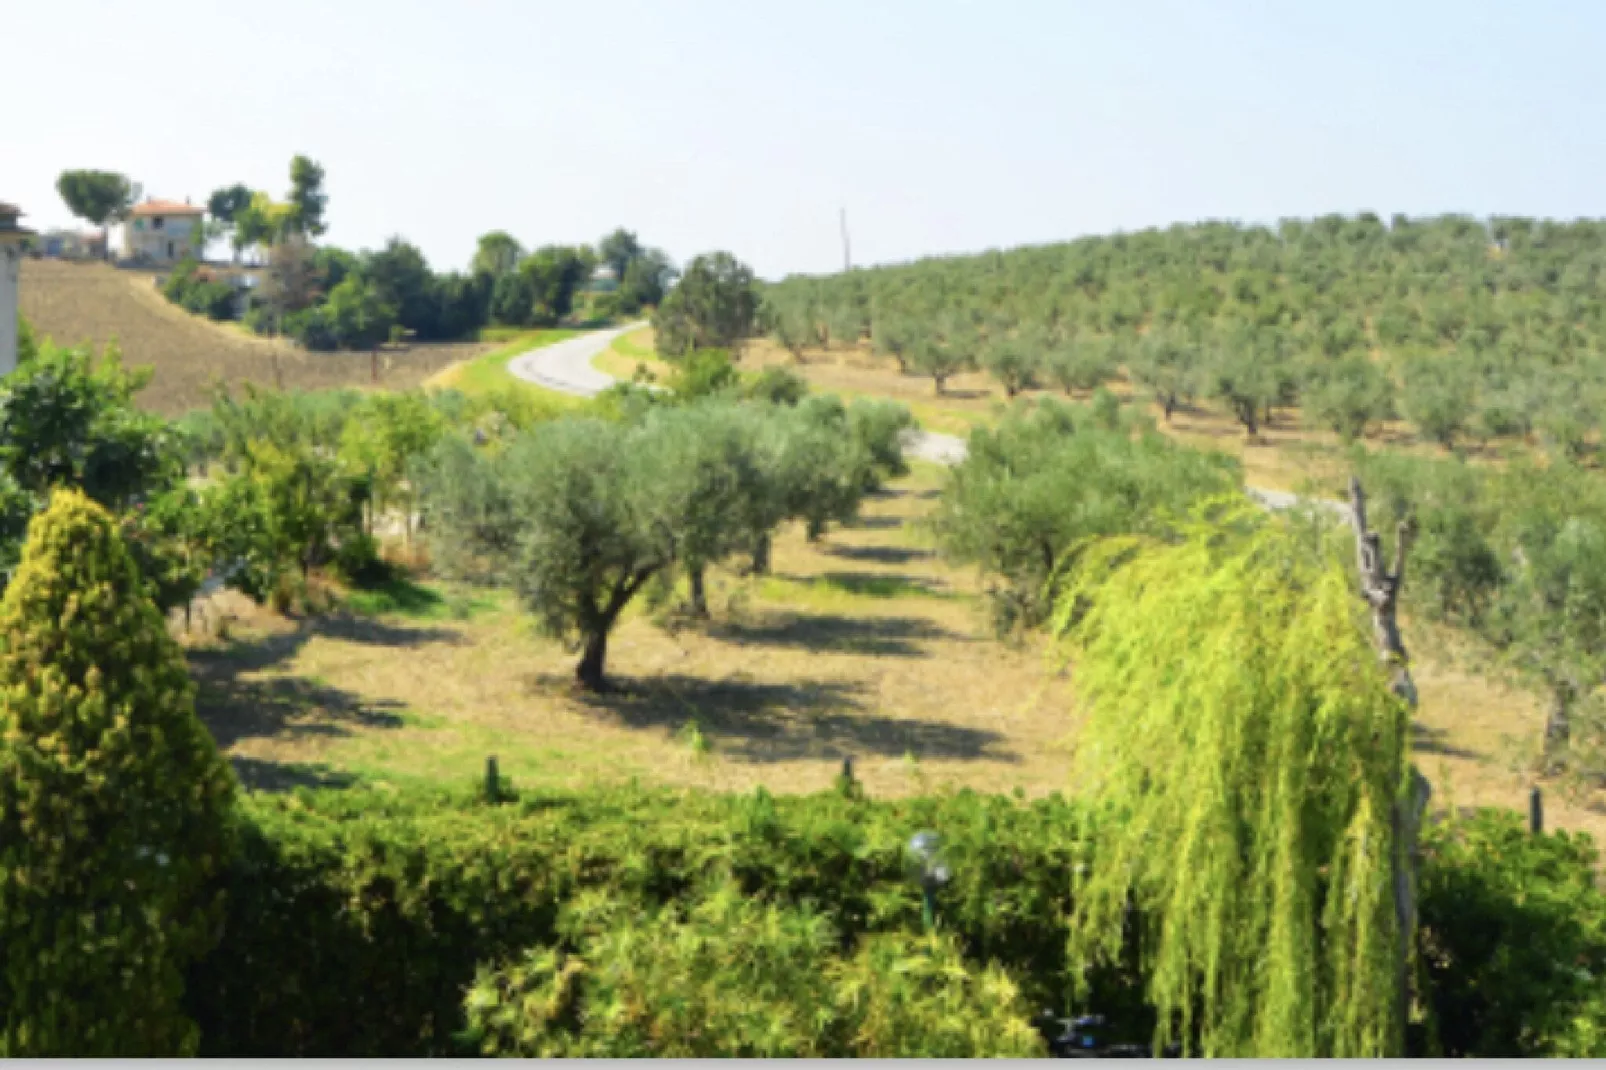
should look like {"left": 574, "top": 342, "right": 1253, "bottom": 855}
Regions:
{"left": 505, "top": 321, "right": 648, "bottom": 398}
{"left": 504, "top": 327, "right": 1348, "bottom": 518}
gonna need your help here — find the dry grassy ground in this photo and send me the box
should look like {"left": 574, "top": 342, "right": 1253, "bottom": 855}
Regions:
{"left": 175, "top": 457, "right": 1606, "bottom": 841}
{"left": 19, "top": 259, "right": 492, "bottom": 414}
{"left": 183, "top": 463, "right": 1078, "bottom": 800}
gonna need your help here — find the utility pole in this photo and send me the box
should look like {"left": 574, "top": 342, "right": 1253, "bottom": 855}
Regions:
{"left": 840, "top": 206, "right": 851, "bottom": 272}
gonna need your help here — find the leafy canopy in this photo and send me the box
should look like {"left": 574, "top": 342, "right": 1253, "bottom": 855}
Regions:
{"left": 1052, "top": 500, "right": 1413, "bottom": 1057}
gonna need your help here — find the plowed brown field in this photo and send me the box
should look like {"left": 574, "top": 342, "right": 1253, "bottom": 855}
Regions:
{"left": 19, "top": 259, "right": 491, "bottom": 414}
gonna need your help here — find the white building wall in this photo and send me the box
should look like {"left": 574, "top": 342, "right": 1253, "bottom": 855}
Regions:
{"left": 120, "top": 214, "right": 202, "bottom": 263}
{"left": 0, "top": 242, "right": 20, "bottom": 377}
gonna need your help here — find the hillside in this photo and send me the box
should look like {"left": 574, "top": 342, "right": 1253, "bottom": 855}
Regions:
{"left": 759, "top": 214, "right": 1606, "bottom": 483}
{"left": 19, "top": 259, "right": 492, "bottom": 415}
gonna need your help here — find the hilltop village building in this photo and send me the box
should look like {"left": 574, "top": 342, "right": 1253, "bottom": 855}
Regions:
{"left": 120, "top": 198, "right": 204, "bottom": 265}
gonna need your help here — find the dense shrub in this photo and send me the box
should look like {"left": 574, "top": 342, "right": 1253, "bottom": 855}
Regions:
{"left": 461, "top": 886, "right": 1045, "bottom": 1057}
{"left": 1418, "top": 809, "right": 1606, "bottom": 1056}
{"left": 180, "top": 781, "right": 1606, "bottom": 1057}
{"left": 185, "top": 783, "right": 1106, "bottom": 1056}
{"left": 162, "top": 258, "right": 238, "bottom": 321}
{"left": 0, "top": 490, "right": 235, "bottom": 1056}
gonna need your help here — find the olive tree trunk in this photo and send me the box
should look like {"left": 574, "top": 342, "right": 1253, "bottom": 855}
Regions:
{"left": 576, "top": 630, "right": 608, "bottom": 690}
{"left": 1349, "top": 476, "right": 1430, "bottom": 1053}
{"left": 687, "top": 565, "right": 709, "bottom": 619}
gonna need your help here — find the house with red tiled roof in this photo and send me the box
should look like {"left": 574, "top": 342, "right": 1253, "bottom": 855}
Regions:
{"left": 119, "top": 197, "right": 205, "bottom": 264}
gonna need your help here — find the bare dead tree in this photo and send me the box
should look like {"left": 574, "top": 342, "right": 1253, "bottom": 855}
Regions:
{"left": 1348, "top": 475, "right": 1430, "bottom": 1050}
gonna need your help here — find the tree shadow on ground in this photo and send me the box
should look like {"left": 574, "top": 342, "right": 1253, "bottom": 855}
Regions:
{"left": 563, "top": 672, "right": 1018, "bottom": 764}
{"left": 228, "top": 756, "right": 362, "bottom": 793}
{"left": 707, "top": 612, "right": 966, "bottom": 657}
{"left": 186, "top": 613, "right": 462, "bottom": 677}
{"left": 846, "top": 515, "right": 904, "bottom": 530}
{"left": 823, "top": 544, "right": 935, "bottom": 565}
{"left": 777, "top": 571, "right": 953, "bottom": 600}
{"left": 194, "top": 672, "right": 408, "bottom": 751}
{"left": 186, "top": 612, "right": 452, "bottom": 753}
{"left": 1412, "top": 723, "right": 1483, "bottom": 761}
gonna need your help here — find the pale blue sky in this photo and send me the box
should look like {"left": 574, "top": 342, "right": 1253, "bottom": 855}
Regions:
{"left": 9, "top": 1, "right": 1604, "bottom": 279}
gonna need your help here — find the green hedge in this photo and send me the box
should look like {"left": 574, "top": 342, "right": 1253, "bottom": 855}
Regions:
{"left": 182, "top": 782, "right": 1606, "bottom": 1057}
{"left": 185, "top": 784, "right": 1119, "bottom": 1055}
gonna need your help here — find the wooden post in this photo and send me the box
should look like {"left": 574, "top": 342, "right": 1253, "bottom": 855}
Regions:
{"left": 1349, "top": 476, "right": 1429, "bottom": 1052}
{"left": 485, "top": 755, "right": 499, "bottom": 803}
{"left": 1529, "top": 786, "right": 1543, "bottom": 835}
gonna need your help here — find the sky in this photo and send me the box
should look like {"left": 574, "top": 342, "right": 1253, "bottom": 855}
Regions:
{"left": 8, "top": 0, "right": 1605, "bottom": 280}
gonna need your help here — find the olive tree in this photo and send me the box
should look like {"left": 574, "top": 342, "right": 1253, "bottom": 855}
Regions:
{"left": 910, "top": 317, "right": 974, "bottom": 395}
{"left": 1303, "top": 355, "right": 1396, "bottom": 442}
{"left": 420, "top": 420, "right": 670, "bottom": 689}
{"left": 931, "top": 398, "right": 1239, "bottom": 633}
{"left": 1129, "top": 327, "right": 1201, "bottom": 422}
{"left": 1400, "top": 355, "right": 1474, "bottom": 450}
{"left": 980, "top": 332, "right": 1043, "bottom": 398}
{"left": 1043, "top": 335, "right": 1118, "bottom": 396}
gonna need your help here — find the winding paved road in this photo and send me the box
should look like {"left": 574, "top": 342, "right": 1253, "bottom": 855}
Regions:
{"left": 504, "top": 328, "right": 1349, "bottom": 519}
{"left": 506, "top": 323, "right": 646, "bottom": 398}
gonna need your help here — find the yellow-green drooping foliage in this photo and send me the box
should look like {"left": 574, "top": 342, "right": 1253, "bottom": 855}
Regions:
{"left": 1052, "top": 499, "right": 1412, "bottom": 1058}
{"left": 0, "top": 489, "right": 236, "bottom": 1056}
{"left": 459, "top": 883, "right": 1046, "bottom": 1057}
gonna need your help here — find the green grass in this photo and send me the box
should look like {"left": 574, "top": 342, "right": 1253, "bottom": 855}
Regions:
{"left": 343, "top": 577, "right": 507, "bottom": 621}
{"left": 428, "top": 328, "right": 582, "bottom": 397}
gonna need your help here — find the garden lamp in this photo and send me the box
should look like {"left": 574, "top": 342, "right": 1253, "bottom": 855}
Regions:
{"left": 906, "top": 831, "right": 951, "bottom": 932}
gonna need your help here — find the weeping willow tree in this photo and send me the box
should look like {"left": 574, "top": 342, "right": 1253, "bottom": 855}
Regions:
{"left": 1051, "top": 496, "right": 1422, "bottom": 1057}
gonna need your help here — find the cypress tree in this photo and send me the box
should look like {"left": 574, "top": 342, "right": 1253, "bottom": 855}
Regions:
{"left": 0, "top": 489, "right": 236, "bottom": 1055}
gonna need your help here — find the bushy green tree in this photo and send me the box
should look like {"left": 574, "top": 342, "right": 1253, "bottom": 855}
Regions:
{"left": 909, "top": 318, "right": 973, "bottom": 395}
{"left": 932, "top": 398, "right": 1238, "bottom": 632}
{"left": 653, "top": 252, "right": 759, "bottom": 358}
{"left": 767, "top": 299, "right": 816, "bottom": 362}
{"left": 321, "top": 276, "right": 398, "bottom": 351}
{"left": 1401, "top": 355, "right": 1475, "bottom": 450}
{"left": 980, "top": 332, "right": 1043, "bottom": 398}
{"left": 517, "top": 245, "right": 596, "bottom": 324}
{"left": 418, "top": 421, "right": 670, "bottom": 688}
{"left": 286, "top": 154, "right": 328, "bottom": 238}
{"left": 1129, "top": 327, "right": 1200, "bottom": 421}
{"left": 618, "top": 249, "right": 675, "bottom": 313}
{"left": 339, "top": 390, "right": 444, "bottom": 538}
{"left": 1206, "top": 325, "right": 1289, "bottom": 438}
{"left": 1303, "top": 354, "right": 1395, "bottom": 442}
{"left": 55, "top": 169, "right": 132, "bottom": 259}
{"left": 635, "top": 402, "right": 765, "bottom": 616}
{"left": 1043, "top": 335, "right": 1118, "bottom": 396}
{"left": 742, "top": 366, "right": 810, "bottom": 407}
{"left": 473, "top": 231, "right": 524, "bottom": 279}
{"left": 489, "top": 270, "right": 536, "bottom": 327}
{"left": 0, "top": 489, "right": 235, "bottom": 1056}
{"left": 667, "top": 347, "right": 740, "bottom": 402}
{"left": 196, "top": 438, "right": 372, "bottom": 607}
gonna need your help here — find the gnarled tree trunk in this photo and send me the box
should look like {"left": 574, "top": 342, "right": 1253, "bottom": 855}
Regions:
{"left": 1348, "top": 476, "right": 1430, "bottom": 1052}
{"left": 576, "top": 630, "right": 608, "bottom": 691}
